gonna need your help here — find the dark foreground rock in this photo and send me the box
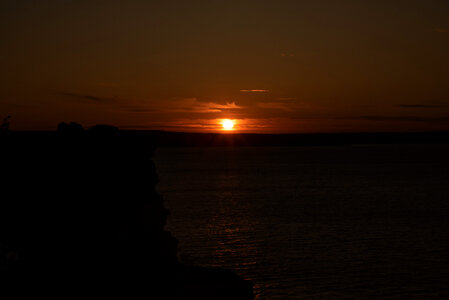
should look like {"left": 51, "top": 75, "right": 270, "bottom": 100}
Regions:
{"left": 0, "top": 125, "right": 253, "bottom": 299}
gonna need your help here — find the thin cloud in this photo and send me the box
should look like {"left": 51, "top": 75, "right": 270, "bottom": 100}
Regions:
{"left": 121, "top": 119, "right": 227, "bottom": 131}
{"left": 344, "top": 116, "right": 449, "bottom": 122}
{"left": 210, "top": 102, "right": 242, "bottom": 110}
{"left": 133, "top": 98, "right": 244, "bottom": 114}
{"left": 127, "top": 107, "right": 159, "bottom": 113}
{"left": 398, "top": 104, "right": 449, "bottom": 108}
{"left": 183, "top": 99, "right": 243, "bottom": 113}
{"left": 434, "top": 28, "right": 449, "bottom": 33}
{"left": 61, "top": 92, "right": 113, "bottom": 102}
{"left": 240, "top": 89, "right": 270, "bottom": 93}
{"left": 257, "top": 102, "right": 294, "bottom": 112}
{"left": 275, "top": 97, "right": 297, "bottom": 101}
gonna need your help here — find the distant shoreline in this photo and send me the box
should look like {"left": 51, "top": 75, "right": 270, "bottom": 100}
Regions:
{"left": 3, "top": 130, "right": 449, "bottom": 147}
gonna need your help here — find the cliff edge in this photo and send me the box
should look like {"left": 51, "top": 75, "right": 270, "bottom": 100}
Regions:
{"left": 0, "top": 124, "right": 254, "bottom": 299}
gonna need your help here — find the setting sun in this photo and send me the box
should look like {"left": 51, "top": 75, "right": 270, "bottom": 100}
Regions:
{"left": 221, "top": 119, "right": 235, "bottom": 131}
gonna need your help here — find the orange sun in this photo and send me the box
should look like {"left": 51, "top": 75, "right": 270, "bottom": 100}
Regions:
{"left": 221, "top": 119, "right": 235, "bottom": 131}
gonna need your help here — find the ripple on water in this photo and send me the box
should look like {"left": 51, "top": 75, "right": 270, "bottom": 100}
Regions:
{"left": 154, "top": 145, "right": 449, "bottom": 299}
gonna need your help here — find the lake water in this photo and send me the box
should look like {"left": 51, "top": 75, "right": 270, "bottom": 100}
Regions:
{"left": 153, "top": 145, "right": 449, "bottom": 299}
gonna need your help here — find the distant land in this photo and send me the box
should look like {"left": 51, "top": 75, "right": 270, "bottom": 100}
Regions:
{"left": 4, "top": 130, "right": 449, "bottom": 147}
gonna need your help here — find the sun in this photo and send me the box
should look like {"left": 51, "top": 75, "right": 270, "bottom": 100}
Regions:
{"left": 221, "top": 119, "right": 235, "bottom": 131}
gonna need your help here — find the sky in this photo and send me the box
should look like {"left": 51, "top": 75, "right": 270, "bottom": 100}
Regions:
{"left": 1, "top": 0, "right": 449, "bottom": 133}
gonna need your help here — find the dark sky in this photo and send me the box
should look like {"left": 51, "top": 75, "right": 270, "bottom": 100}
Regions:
{"left": 1, "top": 0, "right": 449, "bottom": 132}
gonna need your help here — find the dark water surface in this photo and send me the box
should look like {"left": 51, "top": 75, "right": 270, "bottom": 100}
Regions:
{"left": 153, "top": 145, "right": 449, "bottom": 299}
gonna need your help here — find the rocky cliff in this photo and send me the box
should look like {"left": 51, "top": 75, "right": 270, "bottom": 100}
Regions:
{"left": 0, "top": 124, "right": 253, "bottom": 299}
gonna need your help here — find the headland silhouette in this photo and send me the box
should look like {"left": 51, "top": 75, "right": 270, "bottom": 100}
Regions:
{"left": 0, "top": 123, "right": 254, "bottom": 299}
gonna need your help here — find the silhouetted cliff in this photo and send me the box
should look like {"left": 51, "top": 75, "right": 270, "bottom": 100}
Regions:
{"left": 0, "top": 124, "right": 253, "bottom": 299}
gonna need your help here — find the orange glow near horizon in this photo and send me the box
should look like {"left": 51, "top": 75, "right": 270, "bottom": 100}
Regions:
{"left": 221, "top": 119, "right": 235, "bottom": 131}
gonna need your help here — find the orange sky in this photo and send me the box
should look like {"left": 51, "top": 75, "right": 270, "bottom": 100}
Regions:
{"left": 1, "top": 0, "right": 449, "bottom": 133}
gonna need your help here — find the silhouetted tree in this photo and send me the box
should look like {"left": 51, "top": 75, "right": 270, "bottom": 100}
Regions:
{"left": 0, "top": 116, "right": 11, "bottom": 132}
{"left": 57, "top": 122, "right": 84, "bottom": 134}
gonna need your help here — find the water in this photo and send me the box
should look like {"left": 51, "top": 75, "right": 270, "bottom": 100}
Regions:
{"left": 153, "top": 145, "right": 449, "bottom": 299}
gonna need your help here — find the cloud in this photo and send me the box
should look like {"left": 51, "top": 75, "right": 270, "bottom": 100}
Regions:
{"left": 61, "top": 92, "right": 113, "bottom": 102}
{"left": 240, "top": 89, "right": 270, "bottom": 93}
{"left": 254, "top": 97, "right": 308, "bottom": 114}
{"left": 257, "top": 102, "right": 294, "bottom": 112}
{"left": 209, "top": 102, "right": 243, "bottom": 111}
{"left": 120, "top": 119, "right": 232, "bottom": 131}
{"left": 126, "top": 107, "right": 159, "bottom": 113}
{"left": 398, "top": 104, "right": 448, "bottom": 108}
{"left": 128, "top": 98, "right": 244, "bottom": 115}
{"left": 175, "top": 99, "right": 243, "bottom": 113}
{"left": 343, "top": 116, "right": 449, "bottom": 122}
{"left": 119, "top": 118, "right": 288, "bottom": 132}
{"left": 60, "top": 93, "right": 243, "bottom": 116}
{"left": 275, "top": 97, "right": 297, "bottom": 101}
{"left": 434, "top": 28, "right": 449, "bottom": 33}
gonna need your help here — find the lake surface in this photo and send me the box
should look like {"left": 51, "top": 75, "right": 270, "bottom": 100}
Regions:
{"left": 153, "top": 145, "right": 449, "bottom": 299}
